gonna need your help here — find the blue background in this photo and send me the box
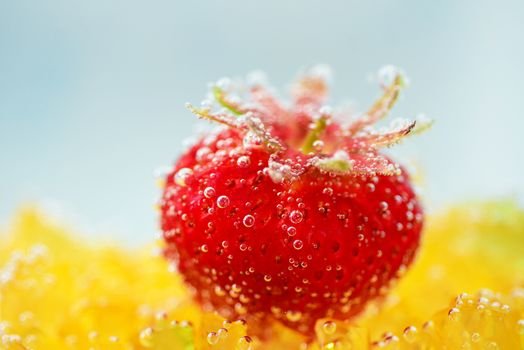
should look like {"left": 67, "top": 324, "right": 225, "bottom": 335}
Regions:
{"left": 1, "top": 0, "right": 523, "bottom": 244}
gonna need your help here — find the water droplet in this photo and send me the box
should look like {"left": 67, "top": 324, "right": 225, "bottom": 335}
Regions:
{"left": 323, "top": 320, "right": 337, "bottom": 334}
{"left": 207, "top": 331, "right": 219, "bottom": 345}
{"left": 290, "top": 210, "right": 304, "bottom": 224}
{"left": 366, "top": 183, "right": 375, "bottom": 192}
{"left": 293, "top": 240, "right": 304, "bottom": 250}
{"left": 204, "top": 187, "right": 216, "bottom": 198}
{"left": 243, "top": 215, "right": 255, "bottom": 227}
{"left": 287, "top": 226, "right": 297, "bottom": 237}
{"left": 237, "top": 155, "right": 251, "bottom": 168}
{"left": 174, "top": 168, "right": 193, "bottom": 186}
{"left": 217, "top": 195, "right": 230, "bottom": 208}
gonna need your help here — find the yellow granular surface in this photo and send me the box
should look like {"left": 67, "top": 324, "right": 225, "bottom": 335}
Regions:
{"left": 1, "top": 201, "right": 523, "bottom": 349}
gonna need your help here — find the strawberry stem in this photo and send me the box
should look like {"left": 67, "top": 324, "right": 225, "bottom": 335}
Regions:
{"left": 300, "top": 114, "right": 329, "bottom": 154}
{"left": 185, "top": 103, "right": 239, "bottom": 129}
{"left": 213, "top": 86, "right": 243, "bottom": 116}
{"left": 347, "top": 73, "right": 405, "bottom": 136}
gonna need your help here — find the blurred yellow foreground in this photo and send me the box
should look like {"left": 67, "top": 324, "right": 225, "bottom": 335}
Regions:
{"left": 1, "top": 201, "right": 523, "bottom": 349}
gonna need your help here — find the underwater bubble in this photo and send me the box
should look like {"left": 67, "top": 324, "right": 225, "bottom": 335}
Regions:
{"left": 238, "top": 336, "right": 253, "bottom": 350}
{"left": 322, "top": 320, "right": 337, "bottom": 334}
{"left": 471, "top": 332, "right": 480, "bottom": 343}
{"left": 207, "top": 331, "right": 219, "bottom": 345}
{"left": 237, "top": 156, "right": 251, "bottom": 168}
{"left": 196, "top": 147, "right": 211, "bottom": 162}
{"left": 287, "top": 226, "right": 297, "bottom": 237}
{"left": 174, "top": 168, "right": 193, "bottom": 186}
{"left": 139, "top": 327, "right": 154, "bottom": 347}
{"left": 286, "top": 310, "right": 303, "bottom": 322}
{"left": 322, "top": 187, "right": 333, "bottom": 196}
{"left": 403, "top": 326, "right": 417, "bottom": 343}
{"left": 243, "top": 215, "right": 255, "bottom": 228}
{"left": 312, "top": 140, "right": 324, "bottom": 152}
{"left": 217, "top": 196, "right": 230, "bottom": 208}
{"left": 290, "top": 210, "right": 304, "bottom": 224}
{"left": 448, "top": 307, "right": 460, "bottom": 321}
{"left": 204, "top": 187, "right": 216, "bottom": 198}
{"left": 293, "top": 240, "right": 304, "bottom": 250}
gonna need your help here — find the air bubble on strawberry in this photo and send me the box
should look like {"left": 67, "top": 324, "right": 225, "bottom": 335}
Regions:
{"left": 160, "top": 65, "right": 432, "bottom": 335}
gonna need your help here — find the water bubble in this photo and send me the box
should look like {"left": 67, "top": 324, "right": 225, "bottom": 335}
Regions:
{"left": 174, "top": 168, "right": 193, "bottom": 186}
{"left": 216, "top": 196, "right": 230, "bottom": 208}
{"left": 239, "top": 243, "right": 248, "bottom": 251}
{"left": 312, "top": 140, "right": 324, "bottom": 152}
{"left": 378, "top": 65, "right": 402, "bottom": 87}
{"left": 486, "top": 342, "right": 499, "bottom": 350}
{"left": 471, "top": 332, "right": 480, "bottom": 343}
{"left": 322, "top": 187, "right": 333, "bottom": 196}
{"left": 448, "top": 307, "right": 460, "bottom": 321}
{"left": 293, "top": 240, "right": 304, "bottom": 250}
{"left": 207, "top": 331, "right": 219, "bottom": 345}
{"left": 231, "top": 284, "right": 242, "bottom": 293}
{"left": 237, "top": 336, "right": 253, "bottom": 350}
{"left": 243, "top": 215, "right": 255, "bottom": 227}
{"left": 379, "top": 201, "right": 389, "bottom": 211}
{"left": 290, "top": 210, "right": 304, "bottom": 224}
{"left": 215, "top": 285, "right": 226, "bottom": 296}
{"left": 196, "top": 147, "right": 211, "bottom": 162}
{"left": 264, "top": 274, "right": 272, "bottom": 282}
{"left": 217, "top": 327, "right": 228, "bottom": 339}
{"left": 139, "top": 327, "right": 154, "bottom": 347}
{"left": 204, "top": 187, "right": 216, "bottom": 198}
{"left": 243, "top": 131, "right": 263, "bottom": 148}
{"left": 237, "top": 156, "right": 251, "bottom": 168}
{"left": 287, "top": 226, "right": 297, "bottom": 237}
{"left": 286, "top": 310, "right": 302, "bottom": 322}
{"left": 402, "top": 326, "right": 417, "bottom": 343}
{"left": 200, "top": 244, "right": 209, "bottom": 253}
{"left": 366, "top": 183, "right": 375, "bottom": 192}
{"left": 323, "top": 320, "right": 337, "bottom": 334}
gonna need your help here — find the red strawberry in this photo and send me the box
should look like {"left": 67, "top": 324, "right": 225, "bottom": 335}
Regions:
{"left": 160, "top": 66, "right": 430, "bottom": 335}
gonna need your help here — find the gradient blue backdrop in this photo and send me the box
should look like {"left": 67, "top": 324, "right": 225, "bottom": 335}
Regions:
{"left": 1, "top": 0, "right": 523, "bottom": 244}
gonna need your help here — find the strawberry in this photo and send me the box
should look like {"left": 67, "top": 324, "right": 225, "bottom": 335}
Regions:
{"left": 160, "top": 66, "right": 430, "bottom": 335}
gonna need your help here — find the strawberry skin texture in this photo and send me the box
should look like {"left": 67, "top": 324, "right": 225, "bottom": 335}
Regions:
{"left": 160, "top": 128, "right": 423, "bottom": 333}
